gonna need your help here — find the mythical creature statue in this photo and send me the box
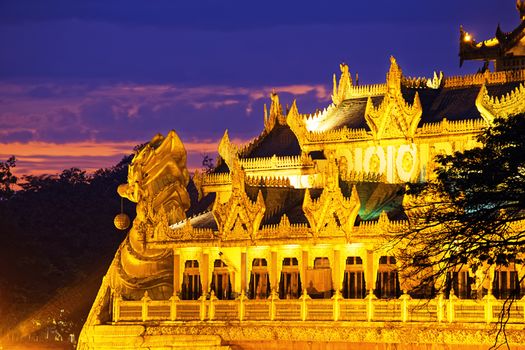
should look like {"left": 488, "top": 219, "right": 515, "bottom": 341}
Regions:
{"left": 110, "top": 130, "right": 190, "bottom": 300}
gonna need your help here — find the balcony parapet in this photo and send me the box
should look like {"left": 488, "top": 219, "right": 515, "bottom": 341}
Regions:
{"left": 113, "top": 292, "right": 525, "bottom": 325}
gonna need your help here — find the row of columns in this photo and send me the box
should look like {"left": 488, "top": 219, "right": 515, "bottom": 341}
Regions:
{"left": 173, "top": 245, "right": 524, "bottom": 299}
{"left": 173, "top": 246, "right": 394, "bottom": 297}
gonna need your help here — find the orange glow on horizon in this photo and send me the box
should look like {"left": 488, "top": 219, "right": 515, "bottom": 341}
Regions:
{"left": 0, "top": 137, "right": 251, "bottom": 177}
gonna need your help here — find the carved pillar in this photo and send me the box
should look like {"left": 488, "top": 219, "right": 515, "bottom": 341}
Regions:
{"left": 241, "top": 251, "right": 247, "bottom": 293}
{"left": 365, "top": 250, "right": 377, "bottom": 293}
{"left": 302, "top": 250, "right": 309, "bottom": 293}
{"left": 333, "top": 249, "right": 342, "bottom": 291}
{"left": 201, "top": 253, "right": 210, "bottom": 294}
{"left": 271, "top": 250, "right": 279, "bottom": 293}
{"left": 173, "top": 252, "right": 181, "bottom": 295}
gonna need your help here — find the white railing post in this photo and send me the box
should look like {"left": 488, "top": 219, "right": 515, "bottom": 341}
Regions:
{"left": 169, "top": 294, "right": 179, "bottom": 321}
{"left": 447, "top": 290, "right": 457, "bottom": 323}
{"left": 199, "top": 293, "right": 207, "bottom": 321}
{"left": 238, "top": 290, "right": 247, "bottom": 322}
{"left": 208, "top": 291, "right": 217, "bottom": 320}
{"left": 332, "top": 289, "right": 342, "bottom": 321}
{"left": 141, "top": 291, "right": 151, "bottom": 322}
{"left": 400, "top": 290, "right": 411, "bottom": 322}
{"left": 270, "top": 289, "right": 278, "bottom": 321}
{"left": 483, "top": 292, "right": 496, "bottom": 324}
{"left": 365, "top": 290, "right": 377, "bottom": 322}
{"left": 436, "top": 293, "right": 444, "bottom": 323}
{"left": 300, "top": 289, "right": 311, "bottom": 321}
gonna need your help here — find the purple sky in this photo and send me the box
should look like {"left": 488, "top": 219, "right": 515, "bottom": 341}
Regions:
{"left": 0, "top": 0, "right": 519, "bottom": 175}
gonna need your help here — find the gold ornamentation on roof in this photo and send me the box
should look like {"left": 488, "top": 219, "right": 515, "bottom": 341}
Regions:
{"left": 212, "top": 161, "right": 266, "bottom": 240}
{"left": 246, "top": 175, "right": 291, "bottom": 188}
{"left": 332, "top": 63, "right": 353, "bottom": 105}
{"left": 218, "top": 130, "right": 239, "bottom": 168}
{"left": 365, "top": 57, "right": 422, "bottom": 140}
{"left": 426, "top": 71, "right": 444, "bottom": 89}
{"left": 475, "top": 83, "right": 525, "bottom": 124}
{"left": 303, "top": 154, "right": 360, "bottom": 238}
{"left": 286, "top": 100, "right": 307, "bottom": 147}
{"left": 264, "top": 92, "right": 286, "bottom": 132}
{"left": 443, "top": 69, "right": 525, "bottom": 89}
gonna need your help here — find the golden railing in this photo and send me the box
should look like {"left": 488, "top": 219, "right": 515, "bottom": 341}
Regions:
{"left": 113, "top": 292, "right": 525, "bottom": 324}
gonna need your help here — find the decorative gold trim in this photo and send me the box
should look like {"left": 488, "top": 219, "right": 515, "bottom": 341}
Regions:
{"left": 475, "top": 82, "right": 525, "bottom": 124}
{"left": 365, "top": 57, "right": 422, "bottom": 141}
{"left": 302, "top": 155, "right": 360, "bottom": 239}
{"left": 212, "top": 162, "right": 266, "bottom": 241}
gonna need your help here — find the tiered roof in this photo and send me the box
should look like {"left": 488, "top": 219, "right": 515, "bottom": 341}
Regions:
{"left": 185, "top": 56, "right": 525, "bottom": 238}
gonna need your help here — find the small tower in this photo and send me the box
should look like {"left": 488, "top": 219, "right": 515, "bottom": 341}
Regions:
{"left": 459, "top": 3, "right": 525, "bottom": 71}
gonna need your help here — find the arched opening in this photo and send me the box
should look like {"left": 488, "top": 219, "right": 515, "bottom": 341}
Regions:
{"left": 446, "top": 269, "right": 473, "bottom": 299}
{"left": 375, "top": 256, "right": 400, "bottom": 299}
{"left": 249, "top": 258, "right": 270, "bottom": 299}
{"left": 342, "top": 256, "right": 366, "bottom": 299}
{"left": 493, "top": 264, "right": 521, "bottom": 299}
{"left": 210, "top": 259, "right": 233, "bottom": 300}
{"left": 279, "top": 257, "right": 301, "bottom": 299}
{"left": 181, "top": 260, "right": 201, "bottom": 300}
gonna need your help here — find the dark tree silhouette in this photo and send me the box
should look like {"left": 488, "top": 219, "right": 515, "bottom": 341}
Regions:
{"left": 0, "top": 156, "right": 17, "bottom": 200}
{"left": 396, "top": 113, "right": 525, "bottom": 345}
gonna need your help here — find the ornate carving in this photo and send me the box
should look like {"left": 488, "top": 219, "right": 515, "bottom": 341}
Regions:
{"left": 264, "top": 92, "right": 286, "bottom": 132}
{"left": 444, "top": 69, "right": 525, "bottom": 89}
{"left": 475, "top": 82, "right": 525, "bottom": 124}
{"left": 246, "top": 175, "right": 291, "bottom": 188}
{"left": 112, "top": 130, "right": 190, "bottom": 299}
{"left": 192, "top": 169, "right": 204, "bottom": 201}
{"left": 240, "top": 154, "right": 313, "bottom": 171}
{"left": 426, "top": 71, "right": 444, "bottom": 89}
{"left": 218, "top": 130, "right": 238, "bottom": 169}
{"left": 303, "top": 154, "right": 361, "bottom": 238}
{"left": 365, "top": 57, "right": 423, "bottom": 140}
{"left": 332, "top": 63, "right": 353, "bottom": 105}
{"left": 286, "top": 100, "right": 307, "bottom": 147}
{"left": 212, "top": 162, "right": 266, "bottom": 240}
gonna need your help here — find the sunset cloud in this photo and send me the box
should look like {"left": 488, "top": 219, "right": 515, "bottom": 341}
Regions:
{"left": 0, "top": 136, "right": 252, "bottom": 177}
{"left": 0, "top": 80, "right": 329, "bottom": 175}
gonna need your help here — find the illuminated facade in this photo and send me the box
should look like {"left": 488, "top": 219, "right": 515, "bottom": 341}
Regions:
{"left": 78, "top": 15, "right": 525, "bottom": 350}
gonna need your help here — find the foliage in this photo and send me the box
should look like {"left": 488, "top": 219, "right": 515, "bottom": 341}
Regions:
{"left": 201, "top": 154, "right": 215, "bottom": 173}
{"left": 0, "top": 156, "right": 134, "bottom": 340}
{"left": 0, "top": 156, "right": 17, "bottom": 200}
{"left": 396, "top": 114, "right": 525, "bottom": 336}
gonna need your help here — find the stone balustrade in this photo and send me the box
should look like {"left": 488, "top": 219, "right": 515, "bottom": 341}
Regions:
{"left": 113, "top": 292, "right": 525, "bottom": 325}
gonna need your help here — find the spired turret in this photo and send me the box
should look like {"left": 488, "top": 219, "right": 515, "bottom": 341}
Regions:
{"left": 460, "top": 2, "right": 525, "bottom": 71}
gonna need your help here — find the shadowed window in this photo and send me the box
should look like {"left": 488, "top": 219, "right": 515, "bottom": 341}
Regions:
{"left": 181, "top": 260, "right": 201, "bottom": 300}
{"left": 279, "top": 257, "right": 301, "bottom": 299}
{"left": 375, "top": 256, "right": 400, "bottom": 299}
{"left": 211, "top": 259, "right": 233, "bottom": 300}
{"left": 343, "top": 256, "right": 366, "bottom": 299}
{"left": 249, "top": 258, "right": 270, "bottom": 299}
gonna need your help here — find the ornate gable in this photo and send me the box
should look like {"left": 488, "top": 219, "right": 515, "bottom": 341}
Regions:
{"left": 475, "top": 82, "right": 525, "bottom": 124}
{"left": 302, "top": 154, "right": 361, "bottom": 238}
{"left": 212, "top": 161, "right": 266, "bottom": 241}
{"left": 365, "top": 57, "right": 422, "bottom": 140}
